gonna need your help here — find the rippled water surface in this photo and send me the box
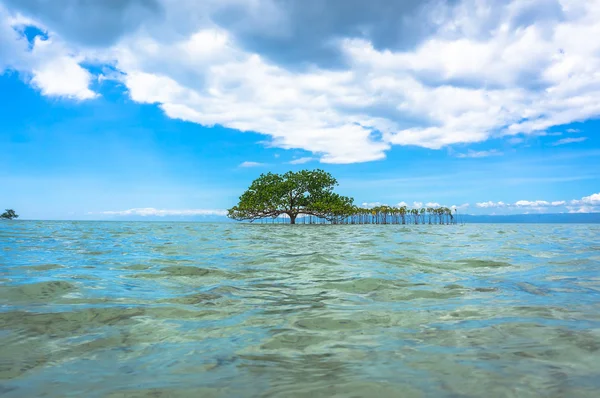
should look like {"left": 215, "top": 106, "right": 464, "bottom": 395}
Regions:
{"left": 1, "top": 222, "right": 600, "bottom": 397}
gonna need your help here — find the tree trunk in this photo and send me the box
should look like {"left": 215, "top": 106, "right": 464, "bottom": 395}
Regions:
{"left": 289, "top": 214, "right": 296, "bottom": 224}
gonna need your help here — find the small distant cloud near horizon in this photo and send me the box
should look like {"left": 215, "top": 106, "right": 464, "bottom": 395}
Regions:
{"left": 456, "top": 149, "right": 503, "bottom": 159}
{"left": 289, "top": 157, "right": 315, "bottom": 165}
{"left": 93, "top": 194, "right": 599, "bottom": 218}
{"left": 567, "top": 192, "right": 600, "bottom": 213}
{"left": 476, "top": 192, "right": 600, "bottom": 214}
{"left": 239, "top": 161, "right": 266, "bottom": 168}
{"left": 551, "top": 137, "right": 588, "bottom": 146}
{"left": 476, "top": 201, "right": 508, "bottom": 208}
{"left": 97, "top": 208, "right": 228, "bottom": 217}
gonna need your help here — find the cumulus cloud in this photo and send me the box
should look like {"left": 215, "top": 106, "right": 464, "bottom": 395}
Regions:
{"left": 99, "top": 208, "right": 227, "bottom": 217}
{"left": 583, "top": 193, "right": 600, "bottom": 204}
{"left": 566, "top": 194, "right": 600, "bottom": 213}
{"left": 571, "top": 193, "right": 600, "bottom": 206}
{"left": 566, "top": 192, "right": 600, "bottom": 213}
{"left": 3, "top": 0, "right": 600, "bottom": 162}
{"left": 28, "top": 36, "right": 97, "bottom": 99}
{"left": 0, "top": 5, "right": 97, "bottom": 100}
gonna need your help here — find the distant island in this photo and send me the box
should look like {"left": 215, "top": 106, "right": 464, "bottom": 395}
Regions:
{"left": 0, "top": 209, "right": 18, "bottom": 220}
{"left": 228, "top": 170, "right": 456, "bottom": 225}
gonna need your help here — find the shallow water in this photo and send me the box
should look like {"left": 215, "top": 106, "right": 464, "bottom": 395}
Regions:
{"left": 1, "top": 221, "right": 600, "bottom": 397}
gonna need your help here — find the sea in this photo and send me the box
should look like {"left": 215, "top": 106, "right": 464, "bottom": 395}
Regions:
{"left": 1, "top": 221, "right": 600, "bottom": 397}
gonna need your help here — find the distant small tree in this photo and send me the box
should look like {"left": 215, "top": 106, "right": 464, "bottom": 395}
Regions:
{"left": 228, "top": 169, "right": 354, "bottom": 224}
{"left": 0, "top": 209, "right": 18, "bottom": 220}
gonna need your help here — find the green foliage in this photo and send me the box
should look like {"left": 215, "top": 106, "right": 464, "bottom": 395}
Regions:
{"left": 228, "top": 169, "right": 354, "bottom": 224}
{"left": 0, "top": 209, "right": 18, "bottom": 220}
{"left": 228, "top": 170, "right": 458, "bottom": 225}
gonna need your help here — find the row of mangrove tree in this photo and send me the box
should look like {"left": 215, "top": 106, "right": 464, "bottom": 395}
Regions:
{"left": 227, "top": 170, "right": 458, "bottom": 225}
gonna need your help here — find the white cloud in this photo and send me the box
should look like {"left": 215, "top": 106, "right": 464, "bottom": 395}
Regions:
{"left": 515, "top": 200, "right": 550, "bottom": 207}
{"left": 582, "top": 193, "right": 600, "bottom": 205}
{"left": 99, "top": 208, "right": 227, "bottom": 217}
{"left": 456, "top": 149, "right": 503, "bottom": 158}
{"left": 564, "top": 191, "right": 600, "bottom": 211}
{"left": 476, "top": 201, "right": 507, "bottom": 208}
{"left": 239, "top": 161, "right": 266, "bottom": 168}
{"left": 567, "top": 204, "right": 600, "bottom": 214}
{"left": 551, "top": 137, "right": 588, "bottom": 146}
{"left": 0, "top": 6, "right": 97, "bottom": 100}
{"left": 475, "top": 193, "right": 599, "bottom": 213}
{"left": 355, "top": 194, "right": 599, "bottom": 214}
{"left": 288, "top": 157, "right": 315, "bottom": 165}
{"left": 29, "top": 36, "right": 97, "bottom": 99}
{"left": 566, "top": 128, "right": 581, "bottom": 133}
{"left": 571, "top": 192, "right": 600, "bottom": 206}
{"left": 3, "top": 1, "right": 600, "bottom": 162}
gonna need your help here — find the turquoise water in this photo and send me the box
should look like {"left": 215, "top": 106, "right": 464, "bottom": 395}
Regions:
{"left": 1, "top": 221, "right": 600, "bottom": 397}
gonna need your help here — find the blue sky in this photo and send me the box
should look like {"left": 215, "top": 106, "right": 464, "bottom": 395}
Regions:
{"left": 1, "top": 0, "right": 599, "bottom": 220}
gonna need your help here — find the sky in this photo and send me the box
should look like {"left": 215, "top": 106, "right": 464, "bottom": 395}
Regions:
{"left": 0, "top": 0, "right": 599, "bottom": 220}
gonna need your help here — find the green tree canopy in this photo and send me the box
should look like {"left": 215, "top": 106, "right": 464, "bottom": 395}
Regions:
{"left": 0, "top": 209, "right": 18, "bottom": 220}
{"left": 228, "top": 169, "right": 354, "bottom": 224}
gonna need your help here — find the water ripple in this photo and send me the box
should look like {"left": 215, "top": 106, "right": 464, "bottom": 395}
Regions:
{"left": 1, "top": 221, "right": 600, "bottom": 397}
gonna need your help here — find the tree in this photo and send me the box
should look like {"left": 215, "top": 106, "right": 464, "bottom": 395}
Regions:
{"left": 228, "top": 169, "right": 354, "bottom": 224}
{"left": 0, "top": 209, "right": 18, "bottom": 220}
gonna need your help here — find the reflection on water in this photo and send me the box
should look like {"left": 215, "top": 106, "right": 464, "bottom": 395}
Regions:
{"left": 1, "top": 221, "right": 600, "bottom": 397}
